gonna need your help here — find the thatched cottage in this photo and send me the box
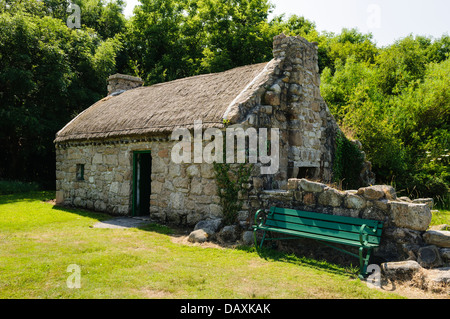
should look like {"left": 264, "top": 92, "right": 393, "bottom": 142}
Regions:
{"left": 54, "top": 34, "right": 347, "bottom": 225}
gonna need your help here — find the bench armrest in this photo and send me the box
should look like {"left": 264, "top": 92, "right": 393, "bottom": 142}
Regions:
{"left": 359, "top": 224, "right": 376, "bottom": 247}
{"left": 253, "top": 209, "right": 266, "bottom": 228}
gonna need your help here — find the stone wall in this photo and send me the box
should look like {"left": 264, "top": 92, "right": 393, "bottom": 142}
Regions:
{"left": 107, "top": 73, "right": 143, "bottom": 95}
{"left": 238, "top": 178, "right": 436, "bottom": 264}
{"left": 223, "top": 34, "right": 369, "bottom": 189}
{"left": 55, "top": 137, "right": 223, "bottom": 225}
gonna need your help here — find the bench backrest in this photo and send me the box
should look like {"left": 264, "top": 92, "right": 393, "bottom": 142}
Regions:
{"left": 265, "top": 207, "right": 383, "bottom": 246}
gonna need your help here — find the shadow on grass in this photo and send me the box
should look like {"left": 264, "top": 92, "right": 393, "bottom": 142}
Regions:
{"left": 50, "top": 203, "right": 110, "bottom": 221}
{"left": 0, "top": 190, "right": 55, "bottom": 205}
{"left": 51, "top": 203, "right": 175, "bottom": 236}
{"left": 236, "top": 245, "right": 360, "bottom": 279}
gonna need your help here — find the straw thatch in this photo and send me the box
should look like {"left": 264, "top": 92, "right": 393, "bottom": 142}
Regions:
{"left": 55, "top": 61, "right": 271, "bottom": 143}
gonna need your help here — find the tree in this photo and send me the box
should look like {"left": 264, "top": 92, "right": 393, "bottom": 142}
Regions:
{"left": 0, "top": 5, "right": 122, "bottom": 184}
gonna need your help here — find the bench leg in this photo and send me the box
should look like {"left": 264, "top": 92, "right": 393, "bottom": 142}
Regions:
{"left": 253, "top": 229, "right": 267, "bottom": 250}
{"left": 359, "top": 247, "right": 373, "bottom": 278}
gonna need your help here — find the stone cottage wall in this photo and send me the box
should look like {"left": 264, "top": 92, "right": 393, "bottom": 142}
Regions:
{"left": 55, "top": 137, "right": 223, "bottom": 225}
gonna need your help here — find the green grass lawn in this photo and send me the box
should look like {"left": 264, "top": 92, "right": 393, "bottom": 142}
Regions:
{"left": 0, "top": 192, "right": 410, "bottom": 299}
{"left": 431, "top": 209, "right": 450, "bottom": 227}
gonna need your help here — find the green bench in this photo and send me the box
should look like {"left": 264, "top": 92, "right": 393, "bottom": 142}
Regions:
{"left": 252, "top": 206, "right": 383, "bottom": 278}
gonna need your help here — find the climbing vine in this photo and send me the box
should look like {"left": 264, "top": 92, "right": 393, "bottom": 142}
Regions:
{"left": 213, "top": 162, "right": 253, "bottom": 225}
{"left": 213, "top": 119, "right": 253, "bottom": 225}
{"left": 333, "top": 130, "right": 365, "bottom": 189}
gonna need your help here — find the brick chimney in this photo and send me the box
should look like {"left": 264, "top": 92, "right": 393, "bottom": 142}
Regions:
{"left": 107, "top": 73, "right": 143, "bottom": 96}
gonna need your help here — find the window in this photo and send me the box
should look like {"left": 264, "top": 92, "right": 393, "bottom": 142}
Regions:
{"left": 76, "top": 164, "right": 84, "bottom": 181}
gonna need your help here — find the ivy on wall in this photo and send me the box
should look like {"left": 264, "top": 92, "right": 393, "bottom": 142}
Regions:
{"left": 213, "top": 162, "right": 253, "bottom": 225}
{"left": 333, "top": 130, "right": 365, "bottom": 190}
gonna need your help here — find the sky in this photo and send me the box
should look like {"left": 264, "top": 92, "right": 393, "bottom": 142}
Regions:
{"left": 123, "top": 0, "right": 450, "bottom": 47}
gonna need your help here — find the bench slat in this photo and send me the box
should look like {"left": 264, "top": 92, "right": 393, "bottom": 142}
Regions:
{"left": 257, "top": 224, "right": 379, "bottom": 248}
{"left": 271, "top": 207, "right": 382, "bottom": 229}
{"left": 265, "top": 218, "right": 381, "bottom": 245}
{"left": 267, "top": 213, "right": 382, "bottom": 242}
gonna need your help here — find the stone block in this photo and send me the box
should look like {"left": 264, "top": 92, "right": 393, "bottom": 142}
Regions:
{"left": 417, "top": 245, "right": 443, "bottom": 269}
{"left": 209, "top": 204, "right": 223, "bottom": 218}
{"left": 423, "top": 230, "right": 450, "bottom": 248}
{"left": 190, "top": 177, "right": 203, "bottom": 195}
{"left": 381, "top": 260, "right": 422, "bottom": 280}
{"left": 389, "top": 201, "right": 432, "bottom": 231}
{"left": 186, "top": 165, "right": 200, "bottom": 178}
{"left": 299, "top": 179, "right": 325, "bottom": 193}
{"left": 344, "top": 194, "right": 366, "bottom": 210}
{"left": 412, "top": 198, "right": 434, "bottom": 209}
{"left": 357, "top": 185, "right": 397, "bottom": 201}
{"left": 194, "top": 218, "right": 223, "bottom": 233}
{"left": 188, "top": 229, "right": 210, "bottom": 243}
{"left": 318, "top": 187, "right": 344, "bottom": 207}
{"left": 217, "top": 225, "right": 239, "bottom": 242}
{"left": 303, "top": 192, "right": 316, "bottom": 205}
{"left": 264, "top": 90, "right": 280, "bottom": 106}
{"left": 169, "top": 192, "right": 184, "bottom": 210}
{"left": 287, "top": 178, "right": 299, "bottom": 190}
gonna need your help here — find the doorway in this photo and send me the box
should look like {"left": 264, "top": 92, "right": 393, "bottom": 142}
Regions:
{"left": 132, "top": 151, "right": 152, "bottom": 216}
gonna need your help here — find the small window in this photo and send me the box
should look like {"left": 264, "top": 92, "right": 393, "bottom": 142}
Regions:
{"left": 76, "top": 164, "right": 85, "bottom": 181}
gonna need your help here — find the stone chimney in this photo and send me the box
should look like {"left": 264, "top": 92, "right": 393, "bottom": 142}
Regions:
{"left": 272, "top": 33, "right": 319, "bottom": 74}
{"left": 107, "top": 73, "right": 143, "bottom": 96}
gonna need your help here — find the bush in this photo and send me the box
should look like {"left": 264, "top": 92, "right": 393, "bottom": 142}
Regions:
{"left": 332, "top": 131, "right": 365, "bottom": 190}
{"left": 0, "top": 180, "right": 40, "bottom": 194}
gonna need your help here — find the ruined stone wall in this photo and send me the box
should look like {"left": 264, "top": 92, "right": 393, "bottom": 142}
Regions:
{"left": 242, "top": 178, "right": 434, "bottom": 263}
{"left": 107, "top": 74, "right": 143, "bottom": 95}
{"left": 226, "top": 34, "right": 342, "bottom": 190}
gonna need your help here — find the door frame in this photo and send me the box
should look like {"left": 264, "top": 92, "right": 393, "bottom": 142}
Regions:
{"left": 132, "top": 150, "right": 152, "bottom": 217}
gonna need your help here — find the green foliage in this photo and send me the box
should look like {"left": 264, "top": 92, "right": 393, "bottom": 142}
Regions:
{"left": 332, "top": 131, "right": 365, "bottom": 190}
{"left": 0, "top": 1, "right": 122, "bottom": 184}
{"left": 321, "top": 32, "right": 449, "bottom": 202}
{"left": 213, "top": 162, "right": 252, "bottom": 225}
{"left": 0, "top": 180, "right": 40, "bottom": 194}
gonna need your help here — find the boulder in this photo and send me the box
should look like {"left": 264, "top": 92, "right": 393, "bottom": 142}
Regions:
{"left": 440, "top": 248, "right": 450, "bottom": 262}
{"left": 412, "top": 198, "right": 434, "bottom": 209}
{"left": 299, "top": 179, "right": 326, "bottom": 193}
{"left": 389, "top": 201, "right": 432, "bottom": 231}
{"left": 357, "top": 185, "right": 396, "bottom": 201}
{"left": 417, "top": 245, "right": 443, "bottom": 269}
{"left": 194, "top": 218, "right": 223, "bottom": 234}
{"left": 241, "top": 231, "right": 254, "bottom": 246}
{"left": 426, "top": 267, "right": 450, "bottom": 286}
{"left": 344, "top": 194, "right": 366, "bottom": 210}
{"left": 217, "top": 225, "right": 239, "bottom": 242}
{"left": 381, "top": 260, "right": 422, "bottom": 280}
{"left": 188, "top": 229, "right": 210, "bottom": 243}
{"left": 423, "top": 230, "right": 450, "bottom": 248}
{"left": 318, "top": 187, "right": 344, "bottom": 207}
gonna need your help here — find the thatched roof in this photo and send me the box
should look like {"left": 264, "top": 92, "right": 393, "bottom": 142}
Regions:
{"left": 55, "top": 61, "right": 274, "bottom": 143}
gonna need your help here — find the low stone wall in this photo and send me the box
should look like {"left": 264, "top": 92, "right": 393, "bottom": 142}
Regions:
{"left": 237, "top": 178, "right": 439, "bottom": 265}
